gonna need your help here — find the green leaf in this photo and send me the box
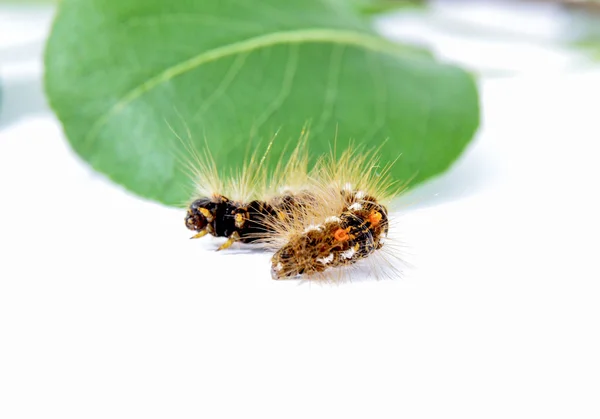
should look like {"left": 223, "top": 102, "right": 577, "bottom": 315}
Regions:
{"left": 45, "top": 0, "right": 479, "bottom": 206}
{"left": 351, "top": 0, "right": 426, "bottom": 15}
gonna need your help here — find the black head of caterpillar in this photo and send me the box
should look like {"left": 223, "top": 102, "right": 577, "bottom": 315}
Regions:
{"left": 185, "top": 197, "right": 215, "bottom": 233}
{"left": 270, "top": 196, "right": 389, "bottom": 280}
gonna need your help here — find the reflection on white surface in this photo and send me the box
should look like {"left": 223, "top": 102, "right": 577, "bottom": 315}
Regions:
{"left": 1, "top": 2, "right": 599, "bottom": 419}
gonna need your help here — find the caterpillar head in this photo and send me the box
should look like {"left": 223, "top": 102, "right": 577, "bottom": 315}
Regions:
{"left": 185, "top": 197, "right": 216, "bottom": 233}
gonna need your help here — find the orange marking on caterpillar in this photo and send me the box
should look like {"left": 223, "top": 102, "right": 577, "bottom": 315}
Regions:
{"left": 369, "top": 211, "right": 382, "bottom": 226}
{"left": 334, "top": 228, "right": 351, "bottom": 242}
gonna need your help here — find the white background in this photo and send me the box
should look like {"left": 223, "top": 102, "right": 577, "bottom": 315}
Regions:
{"left": 1, "top": 2, "right": 599, "bottom": 418}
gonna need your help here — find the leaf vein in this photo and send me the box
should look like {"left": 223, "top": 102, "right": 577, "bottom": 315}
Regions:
{"left": 249, "top": 43, "right": 300, "bottom": 139}
{"left": 314, "top": 44, "right": 345, "bottom": 136}
{"left": 193, "top": 51, "right": 250, "bottom": 121}
{"left": 83, "top": 28, "right": 419, "bottom": 147}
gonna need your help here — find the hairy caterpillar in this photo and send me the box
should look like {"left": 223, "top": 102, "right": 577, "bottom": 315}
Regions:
{"left": 183, "top": 132, "right": 314, "bottom": 250}
{"left": 269, "top": 190, "right": 389, "bottom": 279}
{"left": 260, "top": 146, "right": 402, "bottom": 280}
{"left": 181, "top": 130, "right": 405, "bottom": 280}
{"left": 185, "top": 192, "right": 314, "bottom": 250}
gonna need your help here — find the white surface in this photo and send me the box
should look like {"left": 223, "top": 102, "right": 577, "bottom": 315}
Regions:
{"left": 1, "top": 3, "right": 599, "bottom": 419}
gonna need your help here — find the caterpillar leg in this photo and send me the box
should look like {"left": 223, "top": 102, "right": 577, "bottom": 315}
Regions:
{"left": 190, "top": 224, "right": 214, "bottom": 240}
{"left": 217, "top": 231, "right": 241, "bottom": 251}
{"left": 190, "top": 230, "right": 209, "bottom": 239}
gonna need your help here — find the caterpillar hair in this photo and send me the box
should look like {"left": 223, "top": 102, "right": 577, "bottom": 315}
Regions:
{"left": 258, "top": 145, "right": 408, "bottom": 281}
{"left": 180, "top": 129, "right": 316, "bottom": 250}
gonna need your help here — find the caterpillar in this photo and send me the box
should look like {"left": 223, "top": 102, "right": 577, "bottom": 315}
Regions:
{"left": 259, "top": 146, "right": 401, "bottom": 280}
{"left": 269, "top": 189, "right": 390, "bottom": 279}
{"left": 181, "top": 130, "right": 404, "bottom": 280}
{"left": 184, "top": 192, "right": 314, "bottom": 250}
{"left": 183, "top": 132, "right": 315, "bottom": 250}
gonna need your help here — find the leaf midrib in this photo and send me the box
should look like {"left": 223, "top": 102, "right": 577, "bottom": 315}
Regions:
{"left": 83, "top": 28, "right": 423, "bottom": 147}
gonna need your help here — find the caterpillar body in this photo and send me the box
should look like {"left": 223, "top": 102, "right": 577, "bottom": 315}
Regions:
{"left": 270, "top": 190, "right": 389, "bottom": 279}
